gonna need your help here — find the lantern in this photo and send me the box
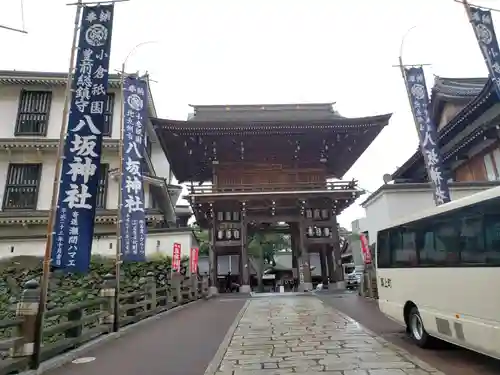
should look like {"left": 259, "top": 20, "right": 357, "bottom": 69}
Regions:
{"left": 315, "top": 227, "right": 322, "bottom": 237}
{"left": 307, "top": 226, "right": 314, "bottom": 237}
{"left": 217, "top": 230, "right": 224, "bottom": 240}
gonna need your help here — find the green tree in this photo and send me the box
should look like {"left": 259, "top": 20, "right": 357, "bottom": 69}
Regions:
{"left": 248, "top": 232, "right": 289, "bottom": 264}
{"left": 248, "top": 232, "right": 289, "bottom": 292}
{"left": 191, "top": 225, "right": 210, "bottom": 255}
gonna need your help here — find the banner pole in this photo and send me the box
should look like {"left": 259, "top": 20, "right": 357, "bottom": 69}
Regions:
{"left": 395, "top": 26, "right": 421, "bottom": 130}
{"left": 0, "top": 24, "right": 27, "bottom": 34}
{"left": 31, "top": 0, "right": 83, "bottom": 369}
{"left": 454, "top": 0, "right": 500, "bottom": 13}
{"left": 397, "top": 56, "right": 422, "bottom": 132}
{"left": 461, "top": 0, "right": 492, "bottom": 69}
{"left": 113, "top": 63, "right": 126, "bottom": 332}
{"left": 462, "top": 1, "right": 477, "bottom": 34}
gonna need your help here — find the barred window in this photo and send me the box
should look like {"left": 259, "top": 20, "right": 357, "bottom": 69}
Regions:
{"left": 102, "top": 94, "right": 114, "bottom": 136}
{"left": 96, "top": 164, "right": 109, "bottom": 208}
{"left": 15, "top": 91, "right": 52, "bottom": 136}
{"left": 3, "top": 164, "right": 41, "bottom": 210}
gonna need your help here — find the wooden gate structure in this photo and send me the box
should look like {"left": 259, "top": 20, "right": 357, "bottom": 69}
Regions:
{"left": 153, "top": 103, "right": 391, "bottom": 293}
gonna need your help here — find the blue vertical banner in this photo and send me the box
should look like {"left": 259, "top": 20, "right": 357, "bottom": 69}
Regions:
{"left": 120, "top": 76, "right": 148, "bottom": 262}
{"left": 50, "top": 5, "right": 115, "bottom": 273}
{"left": 467, "top": 6, "right": 500, "bottom": 97}
{"left": 404, "top": 67, "right": 451, "bottom": 205}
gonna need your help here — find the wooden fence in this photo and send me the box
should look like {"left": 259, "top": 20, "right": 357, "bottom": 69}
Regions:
{"left": 0, "top": 271, "right": 209, "bottom": 374}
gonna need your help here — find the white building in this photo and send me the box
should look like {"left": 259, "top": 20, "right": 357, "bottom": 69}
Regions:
{"left": 352, "top": 181, "right": 500, "bottom": 245}
{"left": 0, "top": 70, "right": 197, "bottom": 259}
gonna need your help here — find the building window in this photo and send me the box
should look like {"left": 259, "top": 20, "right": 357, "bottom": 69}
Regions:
{"left": 3, "top": 164, "right": 41, "bottom": 210}
{"left": 96, "top": 164, "right": 109, "bottom": 208}
{"left": 103, "top": 94, "right": 114, "bottom": 136}
{"left": 15, "top": 91, "right": 52, "bottom": 136}
{"left": 145, "top": 134, "right": 152, "bottom": 157}
{"left": 150, "top": 193, "right": 159, "bottom": 209}
{"left": 484, "top": 153, "right": 497, "bottom": 181}
{"left": 480, "top": 148, "right": 500, "bottom": 182}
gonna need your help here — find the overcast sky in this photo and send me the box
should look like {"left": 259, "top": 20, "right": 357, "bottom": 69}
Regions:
{"left": 1, "top": 0, "right": 496, "bottom": 228}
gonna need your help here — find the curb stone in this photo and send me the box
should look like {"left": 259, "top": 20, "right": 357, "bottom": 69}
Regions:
{"left": 203, "top": 299, "right": 250, "bottom": 375}
{"left": 316, "top": 297, "right": 446, "bottom": 375}
{"left": 19, "top": 298, "right": 210, "bottom": 375}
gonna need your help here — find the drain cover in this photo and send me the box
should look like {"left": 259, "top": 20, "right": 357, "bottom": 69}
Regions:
{"left": 72, "top": 357, "right": 95, "bottom": 364}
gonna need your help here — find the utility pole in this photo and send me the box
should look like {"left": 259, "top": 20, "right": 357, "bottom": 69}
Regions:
{"left": 1, "top": 0, "right": 28, "bottom": 34}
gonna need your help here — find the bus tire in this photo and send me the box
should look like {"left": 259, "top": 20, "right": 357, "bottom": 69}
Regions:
{"left": 408, "top": 307, "right": 431, "bottom": 348}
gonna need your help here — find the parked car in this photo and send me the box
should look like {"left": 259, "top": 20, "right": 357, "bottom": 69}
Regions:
{"left": 345, "top": 270, "right": 361, "bottom": 289}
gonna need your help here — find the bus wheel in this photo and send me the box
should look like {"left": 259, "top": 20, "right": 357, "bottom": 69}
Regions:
{"left": 408, "top": 307, "right": 431, "bottom": 348}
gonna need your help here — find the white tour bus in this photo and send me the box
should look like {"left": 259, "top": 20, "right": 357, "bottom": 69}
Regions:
{"left": 376, "top": 185, "right": 500, "bottom": 359}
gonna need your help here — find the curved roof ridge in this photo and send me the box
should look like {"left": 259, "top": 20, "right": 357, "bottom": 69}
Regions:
{"left": 433, "top": 76, "right": 488, "bottom": 96}
{"left": 188, "top": 102, "right": 336, "bottom": 108}
{"left": 152, "top": 113, "right": 392, "bottom": 126}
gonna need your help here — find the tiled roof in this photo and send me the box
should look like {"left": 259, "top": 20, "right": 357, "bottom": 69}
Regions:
{"left": 188, "top": 103, "right": 346, "bottom": 121}
{"left": 197, "top": 255, "right": 258, "bottom": 276}
{"left": 432, "top": 77, "right": 487, "bottom": 99}
{"left": 0, "top": 70, "right": 121, "bottom": 88}
{"left": 273, "top": 252, "right": 323, "bottom": 277}
{"left": 0, "top": 70, "right": 158, "bottom": 117}
{"left": 393, "top": 76, "right": 494, "bottom": 181}
{"left": 197, "top": 252, "right": 326, "bottom": 276}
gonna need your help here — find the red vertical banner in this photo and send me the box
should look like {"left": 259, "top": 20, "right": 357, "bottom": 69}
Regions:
{"left": 360, "top": 234, "right": 372, "bottom": 264}
{"left": 172, "top": 242, "right": 181, "bottom": 271}
{"left": 190, "top": 247, "right": 199, "bottom": 274}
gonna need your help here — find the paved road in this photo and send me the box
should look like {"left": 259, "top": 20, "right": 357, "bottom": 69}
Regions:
{"left": 215, "top": 296, "right": 442, "bottom": 374}
{"left": 319, "top": 291, "right": 500, "bottom": 375}
{"left": 46, "top": 298, "right": 246, "bottom": 375}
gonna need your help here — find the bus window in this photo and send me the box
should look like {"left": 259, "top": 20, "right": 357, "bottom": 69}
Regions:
{"left": 401, "top": 229, "right": 417, "bottom": 266}
{"left": 419, "top": 228, "right": 438, "bottom": 265}
{"left": 459, "top": 215, "right": 485, "bottom": 264}
{"left": 484, "top": 213, "right": 500, "bottom": 263}
{"left": 389, "top": 228, "right": 402, "bottom": 266}
{"left": 434, "top": 219, "right": 460, "bottom": 264}
{"left": 376, "top": 230, "right": 391, "bottom": 268}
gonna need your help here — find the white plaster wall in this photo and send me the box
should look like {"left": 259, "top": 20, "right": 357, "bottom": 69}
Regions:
{"left": 0, "top": 83, "right": 169, "bottom": 209}
{"left": 0, "top": 85, "right": 124, "bottom": 140}
{"left": 0, "top": 230, "right": 196, "bottom": 260}
{"left": 357, "top": 194, "right": 391, "bottom": 244}
{"left": 0, "top": 148, "right": 153, "bottom": 211}
{"left": 384, "top": 187, "right": 486, "bottom": 223}
{"left": 151, "top": 147, "right": 171, "bottom": 183}
{"left": 356, "top": 185, "right": 497, "bottom": 245}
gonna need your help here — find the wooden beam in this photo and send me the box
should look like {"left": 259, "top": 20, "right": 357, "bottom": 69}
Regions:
{"left": 247, "top": 214, "right": 300, "bottom": 223}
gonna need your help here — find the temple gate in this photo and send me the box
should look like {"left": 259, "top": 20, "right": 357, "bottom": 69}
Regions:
{"left": 153, "top": 103, "right": 391, "bottom": 293}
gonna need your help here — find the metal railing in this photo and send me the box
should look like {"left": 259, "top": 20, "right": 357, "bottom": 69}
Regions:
{"left": 3, "top": 186, "right": 38, "bottom": 209}
{"left": 15, "top": 114, "right": 48, "bottom": 136}
{"left": 190, "top": 180, "right": 358, "bottom": 194}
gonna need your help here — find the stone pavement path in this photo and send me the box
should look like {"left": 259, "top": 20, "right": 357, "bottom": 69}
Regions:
{"left": 44, "top": 298, "right": 246, "bottom": 375}
{"left": 213, "top": 296, "right": 444, "bottom": 375}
